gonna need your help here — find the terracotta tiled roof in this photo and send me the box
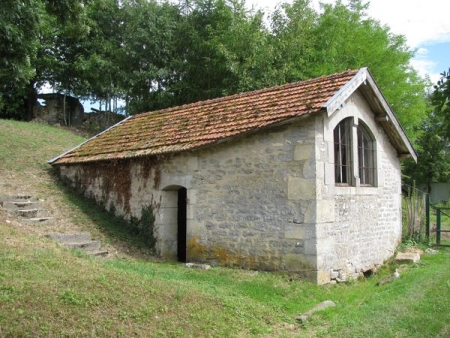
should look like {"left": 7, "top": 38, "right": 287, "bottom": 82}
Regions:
{"left": 51, "top": 69, "right": 359, "bottom": 164}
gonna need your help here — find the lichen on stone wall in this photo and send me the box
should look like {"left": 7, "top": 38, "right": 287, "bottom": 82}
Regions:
{"left": 68, "top": 156, "right": 164, "bottom": 215}
{"left": 187, "top": 235, "right": 265, "bottom": 269}
{"left": 128, "top": 204, "right": 158, "bottom": 252}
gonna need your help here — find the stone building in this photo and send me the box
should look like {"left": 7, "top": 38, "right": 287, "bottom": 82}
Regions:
{"left": 34, "top": 93, "right": 84, "bottom": 126}
{"left": 49, "top": 68, "right": 416, "bottom": 284}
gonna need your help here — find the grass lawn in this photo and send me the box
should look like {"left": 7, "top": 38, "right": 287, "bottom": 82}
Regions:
{"left": 1, "top": 119, "right": 450, "bottom": 337}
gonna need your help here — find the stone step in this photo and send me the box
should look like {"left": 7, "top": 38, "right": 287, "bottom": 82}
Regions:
{"left": 22, "top": 217, "right": 55, "bottom": 224}
{"left": 46, "top": 232, "right": 92, "bottom": 243}
{"left": 0, "top": 194, "right": 35, "bottom": 203}
{"left": 2, "top": 201, "right": 42, "bottom": 211}
{"left": 45, "top": 232, "right": 108, "bottom": 257}
{"left": 63, "top": 240, "right": 101, "bottom": 252}
{"left": 15, "top": 208, "right": 48, "bottom": 218}
{"left": 90, "top": 250, "right": 109, "bottom": 257}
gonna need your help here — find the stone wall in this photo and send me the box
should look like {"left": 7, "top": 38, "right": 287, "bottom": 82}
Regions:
{"left": 57, "top": 117, "right": 321, "bottom": 279}
{"left": 35, "top": 93, "right": 84, "bottom": 126}
{"left": 315, "top": 91, "right": 402, "bottom": 283}
{"left": 55, "top": 91, "right": 403, "bottom": 284}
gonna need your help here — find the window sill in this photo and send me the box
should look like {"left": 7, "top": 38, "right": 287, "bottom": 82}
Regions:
{"left": 335, "top": 185, "right": 380, "bottom": 196}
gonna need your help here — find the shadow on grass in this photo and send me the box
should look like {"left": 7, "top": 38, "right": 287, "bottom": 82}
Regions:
{"left": 49, "top": 169, "right": 156, "bottom": 257}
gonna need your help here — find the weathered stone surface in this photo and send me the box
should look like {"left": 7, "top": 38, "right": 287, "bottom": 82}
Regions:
{"left": 56, "top": 91, "right": 403, "bottom": 284}
{"left": 395, "top": 252, "right": 420, "bottom": 263}
{"left": 45, "top": 232, "right": 108, "bottom": 257}
{"left": 2, "top": 201, "right": 41, "bottom": 211}
{"left": 46, "top": 232, "right": 92, "bottom": 243}
{"left": 425, "top": 248, "right": 438, "bottom": 255}
{"left": 295, "top": 300, "right": 336, "bottom": 322}
{"left": 288, "top": 177, "right": 316, "bottom": 201}
{"left": 185, "top": 263, "right": 211, "bottom": 270}
{"left": 22, "top": 217, "right": 54, "bottom": 224}
{"left": 294, "top": 144, "right": 314, "bottom": 161}
{"left": 34, "top": 93, "right": 84, "bottom": 126}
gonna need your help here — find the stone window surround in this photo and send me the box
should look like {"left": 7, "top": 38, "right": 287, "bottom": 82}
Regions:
{"left": 323, "top": 94, "right": 382, "bottom": 196}
{"left": 333, "top": 117, "right": 377, "bottom": 187}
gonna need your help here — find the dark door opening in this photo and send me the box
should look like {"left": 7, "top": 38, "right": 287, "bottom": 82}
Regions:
{"left": 177, "top": 187, "right": 187, "bottom": 262}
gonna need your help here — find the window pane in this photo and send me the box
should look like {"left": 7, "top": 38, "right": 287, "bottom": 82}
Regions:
{"left": 357, "top": 124, "right": 376, "bottom": 186}
{"left": 334, "top": 118, "right": 352, "bottom": 184}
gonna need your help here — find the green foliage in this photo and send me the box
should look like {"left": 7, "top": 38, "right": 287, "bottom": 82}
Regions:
{"left": 1, "top": 0, "right": 427, "bottom": 134}
{"left": 402, "top": 184, "right": 427, "bottom": 243}
{"left": 119, "top": 0, "right": 181, "bottom": 113}
{"left": 431, "top": 68, "right": 450, "bottom": 138}
{"left": 270, "top": 0, "right": 426, "bottom": 136}
{"left": 128, "top": 206, "right": 157, "bottom": 252}
{"left": 403, "top": 69, "right": 450, "bottom": 188}
{"left": 0, "top": 0, "right": 42, "bottom": 117}
{"left": 0, "top": 0, "right": 90, "bottom": 120}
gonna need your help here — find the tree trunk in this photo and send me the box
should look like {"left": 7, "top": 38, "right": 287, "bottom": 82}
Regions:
{"left": 24, "top": 80, "right": 37, "bottom": 121}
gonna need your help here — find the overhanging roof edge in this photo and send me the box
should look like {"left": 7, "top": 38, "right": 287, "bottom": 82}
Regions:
{"left": 48, "top": 115, "right": 133, "bottom": 165}
{"left": 323, "top": 68, "right": 368, "bottom": 116}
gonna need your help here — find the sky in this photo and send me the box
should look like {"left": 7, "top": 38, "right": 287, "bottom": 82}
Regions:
{"left": 249, "top": 0, "right": 450, "bottom": 84}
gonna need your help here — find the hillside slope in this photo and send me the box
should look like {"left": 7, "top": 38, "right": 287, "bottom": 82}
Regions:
{"left": 0, "top": 119, "right": 153, "bottom": 258}
{"left": 1, "top": 119, "right": 450, "bottom": 337}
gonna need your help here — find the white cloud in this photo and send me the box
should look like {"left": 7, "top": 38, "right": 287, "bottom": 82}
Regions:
{"left": 252, "top": 0, "right": 450, "bottom": 47}
{"left": 365, "top": 0, "right": 450, "bottom": 47}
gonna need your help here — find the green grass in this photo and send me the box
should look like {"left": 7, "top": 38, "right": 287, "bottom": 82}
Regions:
{"left": 0, "top": 119, "right": 85, "bottom": 173}
{"left": 2, "top": 218, "right": 450, "bottom": 337}
{"left": 429, "top": 204, "right": 450, "bottom": 246}
{"left": 1, "top": 119, "right": 450, "bottom": 337}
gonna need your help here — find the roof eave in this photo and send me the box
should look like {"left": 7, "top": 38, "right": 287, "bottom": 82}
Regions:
{"left": 323, "top": 68, "right": 417, "bottom": 162}
{"left": 50, "top": 112, "right": 320, "bottom": 165}
{"left": 48, "top": 115, "right": 133, "bottom": 165}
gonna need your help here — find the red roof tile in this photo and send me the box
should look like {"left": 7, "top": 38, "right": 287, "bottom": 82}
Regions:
{"left": 52, "top": 69, "right": 359, "bottom": 164}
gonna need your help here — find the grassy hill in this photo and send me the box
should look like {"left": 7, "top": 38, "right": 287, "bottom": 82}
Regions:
{"left": 1, "top": 119, "right": 450, "bottom": 337}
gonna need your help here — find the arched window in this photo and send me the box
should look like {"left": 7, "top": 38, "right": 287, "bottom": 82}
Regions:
{"left": 334, "top": 118, "right": 377, "bottom": 186}
{"left": 334, "top": 118, "right": 353, "bottom": 185}
{"left": 357, "top": 123, "right": 376, "bottom": 186}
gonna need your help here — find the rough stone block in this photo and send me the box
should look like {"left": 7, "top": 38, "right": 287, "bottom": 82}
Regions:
{"left": 395, "top": 252, "right": 420, "bottom": 263}
{"left": 288, "top": 177, "right": 316, "bottom": 200}
{"left": 303, "top": 203, "right": 316, "bottom": 223}
{"left": 316, "top": 200, "right": 335, "bottom": 223}
{"left": 285, "top": 225, "right": 303, "bottom": 239}
{"left": 284, "top": 254, "right": 313, "bottom": 271}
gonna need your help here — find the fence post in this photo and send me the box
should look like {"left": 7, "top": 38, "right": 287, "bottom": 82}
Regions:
{"left": 436, "top": 208, "right": 441, "bottom": 246}
{"left": 426, "top": 194, "right": 430, "bottom": 244}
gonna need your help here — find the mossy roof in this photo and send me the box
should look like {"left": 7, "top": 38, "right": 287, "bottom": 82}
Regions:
{"left": 49, "top": 68, "right": 415, "bottom": 165}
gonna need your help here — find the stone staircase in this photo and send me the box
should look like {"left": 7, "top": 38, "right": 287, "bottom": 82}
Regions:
{"left": 0, "top": 193, "right": 108, "bottom": 257}
{"left": 0, "top": 194, "right": 54, "bottom": 224}
{"left": 45, "top": 232, "right": 108, "bottom": 257}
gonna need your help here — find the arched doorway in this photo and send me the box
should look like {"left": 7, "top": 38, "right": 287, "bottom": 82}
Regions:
{"left": 177, "top": 187, "right": 187, "bottom": 262}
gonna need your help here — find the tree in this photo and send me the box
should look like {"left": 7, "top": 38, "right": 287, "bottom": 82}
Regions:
{"left": 0, "top": 0, "right": 42, "bottom": 118}
{"left": 169, "top": 0, "right": 271, "bottom": 106}
{"left": 0, "top": 0, "right": 428, "bottom": 128}
{"left": 432, "top": 69, "right": 450, "bottom": 138}
{"left": 0, "top": 0, "right": 90, "bottom": 120}
{"left": 268, "top": 0, "right": 427, "bottom": 137}
{"left": 75, "top": 0, "right": 124, "bottom": 109}
{"left": 403, "top": 69, "right": 450, "bottom": 192}
{"left": 119, "top": 0, "right": 181, "bottom": 113}
{"left": 269, "top": 0, "right": 318, "bottom": 83}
